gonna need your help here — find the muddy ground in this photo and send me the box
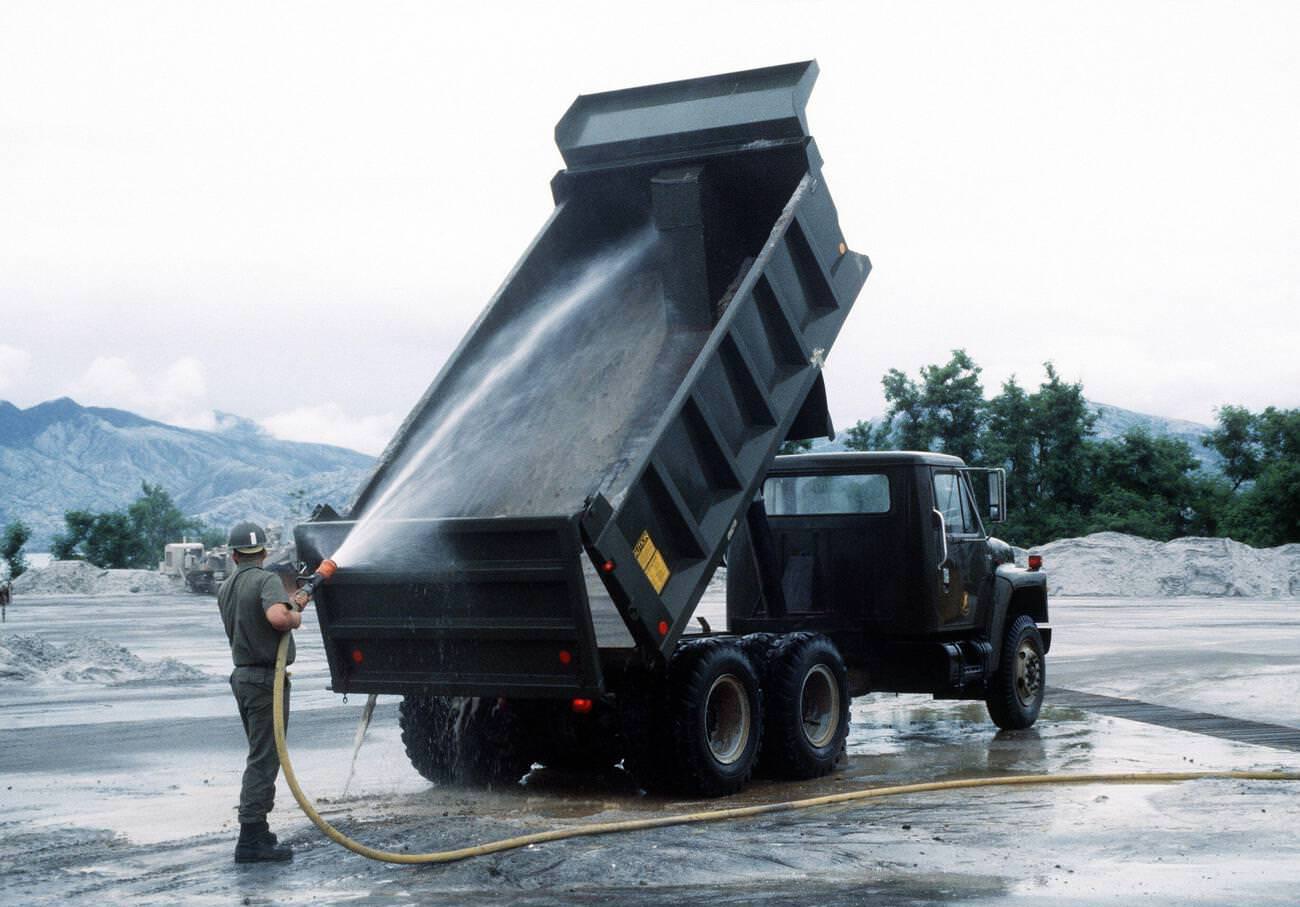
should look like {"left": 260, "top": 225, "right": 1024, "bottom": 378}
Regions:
{"left": 1, "top": 592, "right": 1298, "bottom": 906}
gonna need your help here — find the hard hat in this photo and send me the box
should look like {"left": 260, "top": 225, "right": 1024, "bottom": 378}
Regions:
{"left": 228, "top": 521, "right": 268, "bottom": 554}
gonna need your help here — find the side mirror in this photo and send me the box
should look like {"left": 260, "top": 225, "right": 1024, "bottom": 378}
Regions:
{"left": 958, "top": 467, "right": 1008, "bottom": 523}
{"left": 987, "top": 469, "right": 1007, "bottom": 523}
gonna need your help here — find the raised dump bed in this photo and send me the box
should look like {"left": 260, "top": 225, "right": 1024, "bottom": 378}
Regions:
{"left": 296, "top": 61, "right": 870, "bottom": 701}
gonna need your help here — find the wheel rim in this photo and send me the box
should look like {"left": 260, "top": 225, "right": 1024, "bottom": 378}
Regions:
{"left": 1014, "top": 639, "right": 1043, "bottom": 707}
{"left": 800, "top": 664, "right": 840, "bottom": 748}
{"left": 705, "top": 673, "right": 751, "bottom": 765}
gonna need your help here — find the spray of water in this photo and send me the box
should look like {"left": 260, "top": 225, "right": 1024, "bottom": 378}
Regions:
{"left": 332, "top": 226, "right": 662, "bottom": 568}
{"left": 341, "top": 692, "right": 377, "bottom": 797}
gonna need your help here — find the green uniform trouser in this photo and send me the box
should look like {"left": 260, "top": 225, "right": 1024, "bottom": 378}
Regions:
{"left": 230, "top": 665, "right": 291, "bottom": 825}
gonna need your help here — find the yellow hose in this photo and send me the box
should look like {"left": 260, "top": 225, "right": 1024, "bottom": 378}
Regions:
{"left": 271, "top": 633, "right": 1300, "bottom": 866}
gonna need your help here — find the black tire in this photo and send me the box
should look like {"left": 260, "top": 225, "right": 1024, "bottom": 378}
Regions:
{"left": 398, "top": 695, "right": 532, "bottom": 787}
{"left": 985, "top": 614, "right": 1046, "bottom": 730}
{"left": 739, "top": 631, "right": 780, "bottom": 663}
{"left": 666, "top": 638, "right": 763, "bottom": 797}
{"left": 758, "top": 632, "right": 850, "bottom": 780}
{"left": 399, "top": 695, "right": 455, "bottom": 784}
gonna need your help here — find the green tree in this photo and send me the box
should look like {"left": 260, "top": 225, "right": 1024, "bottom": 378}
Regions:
{"left": 778, "top": 439, "right": 813, "bottom": 455}
{"left": 1203, "top": 405, "right": 1260, "bottom": 491}
{"left": 881, "top": 350, "right": 986, "bottom": 459}
{"left": 976, "top": 364, "right": 1095, "bottom": 546}
{"left": 83, "top": 512, "right": 141, "bottom": 568}
{"left": 128, "top": 482, "right": 198, "bottom": 566}
{"left": 982, "top": 376, "right": 1035, "bottom": 505}
{"left": 51, "top": 483, "right": 199, "bottom": 568}
{"left": 1029, "top": 363, "right": 1095, "bottom": 515}
{"left": 52, "top": 510, "right": 97, "bottom": 560}
{"left": 918, "top": 349, "right": 985, "bottom": 462}
{"left": 1255, "top": 406, "right": 1300, "bottom": 462}
{"left": 1224, "top": 459, "right": 1300, "bottom": 546}
{"left": 1086, "top": 430, "right": 1200, "bottom": 540}
{"left": 842, "top": 418, "right": 893, "bottom": 451}
{"left": 880, "top": 367, "right": 928, "bottom": 450}
{"left": 2, "top": 520, "right": 32, "bottom": 579}
{"left": 1220, "top": 407, "right": 1300, "bottom": 545}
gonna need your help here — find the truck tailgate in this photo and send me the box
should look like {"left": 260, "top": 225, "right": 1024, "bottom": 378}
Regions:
{"left": 296, "top": 516, "right": 601, "bottom": 699}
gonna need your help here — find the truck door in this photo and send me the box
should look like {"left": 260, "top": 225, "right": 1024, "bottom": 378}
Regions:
{"left": 931, "top": 470, "right": 992, "bottom": 629}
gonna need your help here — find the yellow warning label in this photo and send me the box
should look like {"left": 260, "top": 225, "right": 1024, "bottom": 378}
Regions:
{"left": 633, "top": 530, "right": 671, "bottom": 595}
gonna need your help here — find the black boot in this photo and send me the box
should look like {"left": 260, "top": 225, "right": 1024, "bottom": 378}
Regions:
{"left": 234, "top": 821, "right": 293, "bottom": 863}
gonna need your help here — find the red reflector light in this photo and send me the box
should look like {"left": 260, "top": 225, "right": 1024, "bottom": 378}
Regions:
{"left": 600, "top": 559, "right": 616, "bottom": 573}
{"left": 351, "top": 649, "right": 364, "bottom": 664}
{"left": 657, "top": 620, "right": 669, "bottom": 636}
{"left": 571, "top": 698, "right": 593, "bottom": 714}
{"left": 558, "top": 649, "right": 572, "bottom": 665}
{"left": 1028, "top": 555, "right": 1043, "bottom": 571}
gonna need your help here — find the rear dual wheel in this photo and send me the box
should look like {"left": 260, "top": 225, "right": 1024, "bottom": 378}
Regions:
{"left": 619, "top": 639, "right": 765, "bottom": 797}
{"left": 399, "top": 695, "right": 532, "bottom": 787}
{"left": 757, "top": 632, "right": 850, "bottom": 780}
{"left": 666, "top": 639, "right": 765, "bottom": 797}
{"left": 624, "top": 633, "right": 850, "bottom": 796}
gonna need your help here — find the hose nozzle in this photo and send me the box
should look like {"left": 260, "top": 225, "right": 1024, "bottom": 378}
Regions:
{"left": 292, "top": 558, "right": 338, "bottom": 609}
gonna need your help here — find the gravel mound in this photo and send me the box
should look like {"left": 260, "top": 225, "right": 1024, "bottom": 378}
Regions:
{"left": 10, "top": 561, "right": 183, "bottom": 596}
{"left": 0, "top": 634, "right": 209, "bottom": 685}
{"left": 1016, "top": 532, "right": 1300, "bottom": 597}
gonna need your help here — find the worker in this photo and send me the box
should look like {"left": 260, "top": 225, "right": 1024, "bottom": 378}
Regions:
{"left": 217, "top": 521, "right": 305, "bottom": 864}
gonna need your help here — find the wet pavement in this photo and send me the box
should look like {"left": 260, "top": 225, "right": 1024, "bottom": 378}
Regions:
{"left": 1, "top": 592, "right": 1297, "bottom": 905}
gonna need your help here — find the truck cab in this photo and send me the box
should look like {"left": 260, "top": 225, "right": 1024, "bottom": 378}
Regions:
{"left": 727, "top": 451, "right": 1050, "bottom": 728}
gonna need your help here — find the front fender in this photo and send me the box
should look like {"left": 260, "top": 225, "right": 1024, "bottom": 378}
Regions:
{"left": 988, "top": 565, "right": 1051, "bottom": 670}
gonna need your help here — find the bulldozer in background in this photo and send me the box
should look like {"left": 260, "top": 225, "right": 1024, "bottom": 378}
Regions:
{"left": 159, "top": 541, "right": 231, "bottom": 594}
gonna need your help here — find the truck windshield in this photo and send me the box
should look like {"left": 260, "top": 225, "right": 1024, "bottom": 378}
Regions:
{"left": 764, "top": 473, "right": 892, "bottom": 515}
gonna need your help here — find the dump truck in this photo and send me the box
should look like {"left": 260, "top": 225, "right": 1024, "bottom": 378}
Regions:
{"left": 295, "top": 62, "right": 1050, "bottom": 797}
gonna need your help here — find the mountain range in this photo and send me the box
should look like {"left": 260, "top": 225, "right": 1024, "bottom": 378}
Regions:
{"left": 0, "top": 397, "right": 1221, "bottom": 551}
{"left": 0, "top": 398, "right": 374, "bottom": 549}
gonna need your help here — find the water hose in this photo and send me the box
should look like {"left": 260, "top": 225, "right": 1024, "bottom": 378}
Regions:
{"left": 270, "top": 631, "right": 1300, "bottom": 866}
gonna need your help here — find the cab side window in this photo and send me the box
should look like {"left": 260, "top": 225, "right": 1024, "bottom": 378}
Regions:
{"left": 932, "top": 471, "right": 966, "bottom": 533}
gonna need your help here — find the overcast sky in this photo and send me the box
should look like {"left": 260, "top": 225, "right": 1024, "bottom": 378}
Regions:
{"left": 2, "top": 1, "right": 1297, "bottom": 455}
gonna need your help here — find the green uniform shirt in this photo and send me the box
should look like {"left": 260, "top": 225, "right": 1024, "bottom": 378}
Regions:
{"left": 218, "top": 562, "right": 295, "bottom": 667}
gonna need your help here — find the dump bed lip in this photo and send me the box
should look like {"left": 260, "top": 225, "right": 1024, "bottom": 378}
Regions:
{"left": 556, "top": 60, "right": 818, "bottom": 169}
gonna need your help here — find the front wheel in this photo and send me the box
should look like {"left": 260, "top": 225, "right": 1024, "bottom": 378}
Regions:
{"left": 985, "top": 614, "right": 1046, "bottom": 730}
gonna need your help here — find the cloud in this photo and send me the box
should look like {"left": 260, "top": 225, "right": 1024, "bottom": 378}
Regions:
{"left": 259, "top": 403, "right": 398, "bottom": 456}
{"left": 0, "top": 345, "right": 32, "bottom": 393}
{"left": 67, "top": 355, "right": 216, "bottom": 429}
